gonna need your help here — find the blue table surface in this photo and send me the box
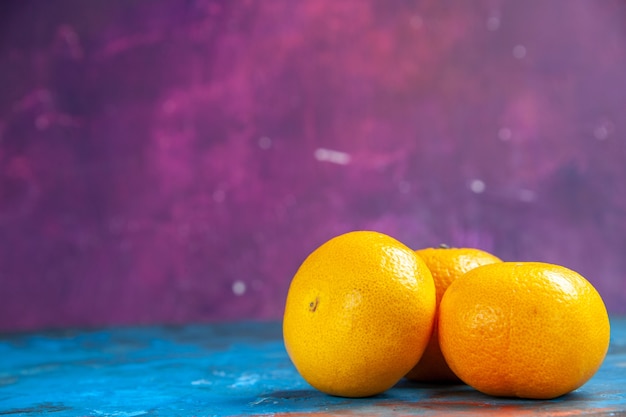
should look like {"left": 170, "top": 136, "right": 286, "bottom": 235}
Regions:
{"left": 1, "top": 317, "right": 625, "bottom": 417}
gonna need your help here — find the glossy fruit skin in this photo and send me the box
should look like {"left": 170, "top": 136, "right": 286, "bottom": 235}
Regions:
{"left": 406, "top": 247, "right": 502, "bottom": 382}
{"left": 439, "top": 262, "right": 611, "bottom": 399}
{"left": 283, "top": 231, "right": 436, "bottom": 397}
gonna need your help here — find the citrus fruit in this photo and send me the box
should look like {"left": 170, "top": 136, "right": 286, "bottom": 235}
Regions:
{"left": 438, "top": 261, "right": 610, "bottom": 399}
{"left": 405, "top": 245, "right": 502, "bottom": 382}
{"left": 283, "top": 230, "right": 436, "bottom": 397}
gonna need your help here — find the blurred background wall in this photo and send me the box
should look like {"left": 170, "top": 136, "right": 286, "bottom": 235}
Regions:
{"left": 1, "top": 0, "right": 625, "bottom": 331}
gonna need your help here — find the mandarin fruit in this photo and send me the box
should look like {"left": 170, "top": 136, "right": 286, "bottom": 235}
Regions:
{"left": 406, "top": 245, "right": 502, "bottom": 382}
{"left": 439, "top": 261, "right": 610, "bottom": 399}
{"left": 283, "top": 231, "right": 436, "bottom": 397}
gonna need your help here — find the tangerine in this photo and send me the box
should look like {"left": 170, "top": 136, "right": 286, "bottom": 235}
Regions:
{"left": 406, "top": 245, "right": 502, "bottom": 382}
{"left": 283, "top": 231, "right": 436, "bottom": 397}
{"left": 438, "top": 261, "right": 610, "bottom": 399}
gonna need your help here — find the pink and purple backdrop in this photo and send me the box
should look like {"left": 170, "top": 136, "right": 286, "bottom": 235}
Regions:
{"left": 1, "top": 0, "right": 626, "bottom": 331}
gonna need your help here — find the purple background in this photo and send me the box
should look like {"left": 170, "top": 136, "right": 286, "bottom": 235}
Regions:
{"left": 1, "top": 0, "right": 626, "bottom": 331}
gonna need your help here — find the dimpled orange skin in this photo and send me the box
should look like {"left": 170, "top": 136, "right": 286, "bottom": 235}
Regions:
{"left": 406, "top": 247, "right": 502, "bottom": 382}
{"left": 439, "top": 261, "right": 611, "bottom": 399}
{"left": 283, "top": 231, "right": 436, "bottom": 398}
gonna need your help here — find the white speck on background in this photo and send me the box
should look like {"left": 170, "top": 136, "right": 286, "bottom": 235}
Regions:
{"left": 513, "top": 44, "right": 527, "bottom": 59}
{"left": 258, "top": 136, "right": 272, "bottom": 149}
{"left": 486, "top": 14, "right": 500, "bottom": 31}
{"left": 232, "top": 280, "right": 246, "bottom": 296}
{"left": 593, "top": 118, "right": 615, "bottom": 140}
{"left": 470, "top": 179, "right": 486, "bottom": 194}
{"left": 519, "top": 189, "right": 536, "bottom": 203}
{"left": 410, "top": 15, "right": 423, "bottom": 29}
{"left": 594, "top": 125, "right": 609, "bottom": 140}
{"left": 498, "top": 127, "right": 512, "bottom": 141}
{"left": 230, "top": 373, "right": 260, "bottom": 388}
{"left": 191, "top": 379, "right": 212, "bottom": 386}
{"left": 92, "top": 411, "right": 147, "bottom": 417}
{"left": 314, "top": 148, "right": 351, "bottom": 165}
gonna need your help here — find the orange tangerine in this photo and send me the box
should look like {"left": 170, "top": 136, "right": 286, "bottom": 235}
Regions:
{"left": 438, "top": 261, "right": 610, "bottom": 399}
{"left": 283, "top": 231, "right": 436, "bottom": 397}
{"left": 406, "top": 245, "right": 502, "bottom": 382}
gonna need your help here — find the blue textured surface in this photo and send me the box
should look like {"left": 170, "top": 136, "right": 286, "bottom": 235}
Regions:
{"left": 1, "top": 318, "right": 625, "bottom": 416}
